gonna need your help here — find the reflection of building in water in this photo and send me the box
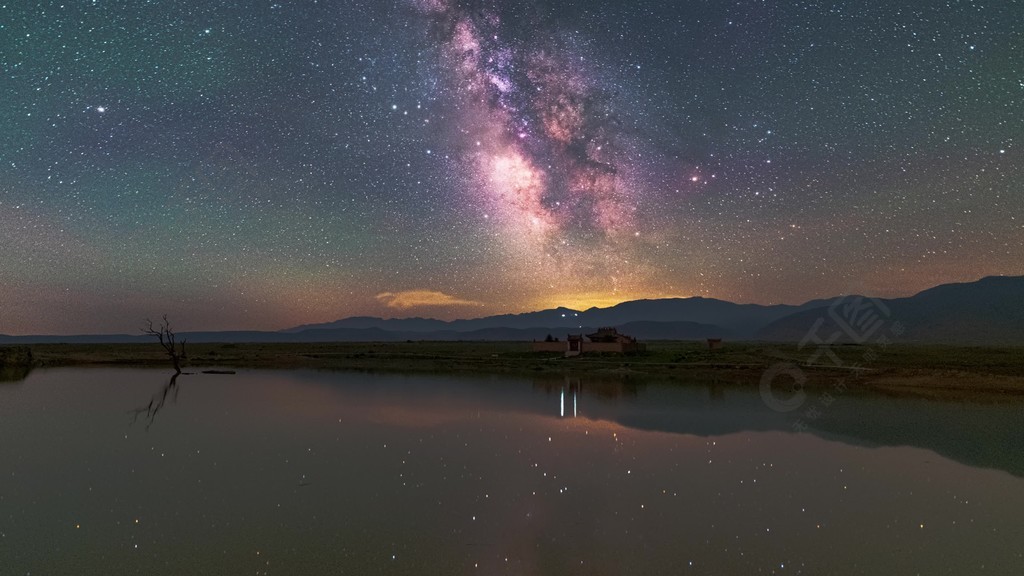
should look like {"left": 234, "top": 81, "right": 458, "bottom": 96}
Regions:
{"left": 532, "top": 376, "right": 642, "bottom": 411}
{"left": 559, "top": 377, "right": 582, "bottom": 418}
{"left": 559, "top": 387, "right": 578, "bottom": 418}
{"left": 532, "top": 327, "right": 646, "bottom": 356}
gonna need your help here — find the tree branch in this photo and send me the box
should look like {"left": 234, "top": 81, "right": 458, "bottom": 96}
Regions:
{"left": 143, "top": 314, "right": 186, "bottom": 374}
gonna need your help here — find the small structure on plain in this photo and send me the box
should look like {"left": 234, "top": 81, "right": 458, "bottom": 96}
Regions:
{"left": 533, "top": 327, "right": 645, "bottom": 356}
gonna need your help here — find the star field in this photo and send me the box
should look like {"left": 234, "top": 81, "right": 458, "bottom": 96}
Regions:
{"left": 1, "top": 0, "right": 1021, "bottom": 334}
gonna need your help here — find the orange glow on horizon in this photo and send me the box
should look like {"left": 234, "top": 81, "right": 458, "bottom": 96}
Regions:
{"left": 529, "top": 290, "right": 695, "bottom": 312}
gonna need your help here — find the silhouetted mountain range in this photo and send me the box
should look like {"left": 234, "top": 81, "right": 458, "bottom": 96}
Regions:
{"left": 285, "top": 298, "right": 836, "bottom": 338}
{"left": 756, "top": 275, "right": 1024, "bottom": 344}
{"left": 2, "top": 276, "right": 1022, "bottom": 344}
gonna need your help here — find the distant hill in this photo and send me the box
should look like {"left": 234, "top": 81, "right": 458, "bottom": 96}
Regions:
{"left": 285, "top": 307, "right": 593, "bottom": 334}
{"left": 286, "top": 298, "right": 834, "bottom": 339}
{"left": 756, "top": 275, "right": 1024, "bottom": 345}
{"left": 2, "top": 276, "right": 1021, "bottom": 344}
{"left": 569, "top": 297, "right": 834, "bottom": 338}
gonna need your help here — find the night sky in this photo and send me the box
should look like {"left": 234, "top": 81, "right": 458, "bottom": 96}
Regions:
{"left": 2, "top": 0, "right": 1021, "bottom": 334}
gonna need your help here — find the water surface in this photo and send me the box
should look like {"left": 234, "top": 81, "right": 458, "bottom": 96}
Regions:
{"left": 1, "top": 368, "right": 1022, "bottom": 574}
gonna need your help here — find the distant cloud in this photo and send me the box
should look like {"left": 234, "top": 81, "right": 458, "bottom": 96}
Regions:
{"left": 375, "top": 290, "right": 484, "bottom": 310}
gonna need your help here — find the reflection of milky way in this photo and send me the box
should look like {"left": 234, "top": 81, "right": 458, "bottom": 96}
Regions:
{"left": 415, "top": 0, "right": 639, "bottom": 269}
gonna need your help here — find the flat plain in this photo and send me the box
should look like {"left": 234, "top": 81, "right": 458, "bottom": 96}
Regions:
{"left": 7, "top": 341, "right": 1022, "bottom": 401}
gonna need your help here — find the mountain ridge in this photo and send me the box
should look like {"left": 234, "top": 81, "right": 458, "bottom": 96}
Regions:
{"left": 756, "top": 275, "right": 1024, "bottom": 344}
{"left": 2, "top": 275, "right": 1021, "bottom": 344}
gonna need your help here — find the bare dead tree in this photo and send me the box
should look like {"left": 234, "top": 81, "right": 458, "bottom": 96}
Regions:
{"left": 132, "top": 315, "right": 188, "bottom": 429}
{"left": 143, "top": 314, "right": 186, "bottom": 374}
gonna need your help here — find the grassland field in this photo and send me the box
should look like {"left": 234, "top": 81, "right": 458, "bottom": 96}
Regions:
{"left": 6, "top": 340, "right": 1023, "bottom": 401}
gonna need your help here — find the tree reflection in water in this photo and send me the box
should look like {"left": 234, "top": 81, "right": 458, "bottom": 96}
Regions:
{"left": 130, "top": 372, "right": 181, "bottom": 429}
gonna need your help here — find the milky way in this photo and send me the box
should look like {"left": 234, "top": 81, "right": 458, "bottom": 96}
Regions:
{"left": 414, "top": 0, "right": 648, "bottom": 296}
{"left": 1, "top": 0, "right": 1021, "bottom": 333}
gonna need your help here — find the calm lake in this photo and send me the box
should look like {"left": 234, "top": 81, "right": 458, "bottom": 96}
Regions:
{"left": 1, "top": 367, "right": 1022, "bottom": 575}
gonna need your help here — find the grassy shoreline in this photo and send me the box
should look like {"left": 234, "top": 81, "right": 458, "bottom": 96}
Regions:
{"left": 8, "top": 341, "right": 1024, "bottom": 401}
